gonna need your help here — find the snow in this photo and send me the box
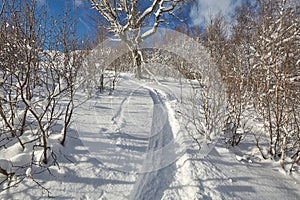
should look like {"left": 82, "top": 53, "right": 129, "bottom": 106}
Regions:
{"left": 25, "top": 168, "right": 31, "bottom": 177}
{"left": 0, "top": 73, "right": 299, "bottom": 199}
{"left": 0, "top": 160, "right": 12, "bottom": 174}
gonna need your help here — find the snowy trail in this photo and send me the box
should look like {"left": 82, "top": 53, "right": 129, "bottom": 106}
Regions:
{"left": 129, "top": 88, "right": 177, "bottom": 200}
{"left": 72, "top": 77, "right": 189, "bottom": 199}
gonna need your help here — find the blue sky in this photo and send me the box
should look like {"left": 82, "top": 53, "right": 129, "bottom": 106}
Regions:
{"left": 37, "top": 0, "right": 246, "bottom": 39}
{"left": 37, "top": 0, "right": 97, "bottom": 38}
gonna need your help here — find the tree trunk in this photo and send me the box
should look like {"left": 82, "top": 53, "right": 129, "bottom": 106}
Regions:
{"left": 99, "top": 73, "right": 104, "bottom": 92}
{"left": 132, "top": 49, "right": 142, "bottom": 78}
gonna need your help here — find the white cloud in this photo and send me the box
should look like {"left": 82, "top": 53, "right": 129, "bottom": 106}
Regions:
{"left": 190, "top": 0, "right": 242, "bottom": 25}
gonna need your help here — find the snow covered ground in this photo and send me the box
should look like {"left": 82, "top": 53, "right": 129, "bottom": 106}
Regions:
{"left": 0, "top": 73, "right": 299, "bottom": 199}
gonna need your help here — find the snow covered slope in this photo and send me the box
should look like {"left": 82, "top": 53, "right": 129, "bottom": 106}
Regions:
{"left": 0, "top": 73, "right": 299, "bottom": 199}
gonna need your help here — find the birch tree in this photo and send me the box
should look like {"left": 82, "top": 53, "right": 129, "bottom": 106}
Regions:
{"left": 224, "top": 0, "right": 300, "bottom": 169}
{"left": 249, "top": 0, "right": 299, "bottom": 167}
{"left": 89, "top": 0, "right": 185, "bottom": 78}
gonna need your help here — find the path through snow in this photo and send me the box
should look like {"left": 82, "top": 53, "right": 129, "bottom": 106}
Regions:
{"left": 129, "top": 88, "right": 177, "bottom": 199}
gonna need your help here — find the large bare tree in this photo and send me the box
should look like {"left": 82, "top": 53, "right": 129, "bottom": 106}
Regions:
{"left": 89, "top": 0, "right": 184, "bottom": 78}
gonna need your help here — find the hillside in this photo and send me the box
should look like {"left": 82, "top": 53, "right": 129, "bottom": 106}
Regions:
{"left": 1, "top": 73, "right": 299, "bottom": 199}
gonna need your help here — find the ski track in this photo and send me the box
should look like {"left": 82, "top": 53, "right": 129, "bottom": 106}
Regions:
{"left": 129, "top": 88, "right": 176, "bottom": 200}
{"left": 88, "top": 76, "right": 188, "bottom": 199}
{"left": 111, "top": 84, "right": 148, "bottom": 132}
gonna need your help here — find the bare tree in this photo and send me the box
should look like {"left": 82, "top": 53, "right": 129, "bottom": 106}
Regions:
{"left": 248, "top": 0, "right": 300, "bottom": 168}
{"left": 200, "top": 13, "right": 245, "bottom": 146}
{"left": 89, "top": 0, "right": 185, "bottom": 78}
{"left": 220, "top": 0, "right": 300, "bottom": 170}
{"left": 0, "top": 0, "right": 84, "bottom": 193}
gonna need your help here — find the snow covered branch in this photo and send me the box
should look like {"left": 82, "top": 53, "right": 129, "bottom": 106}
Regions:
{"left": 90, "top": 0, "right": 185, "bottom": 78}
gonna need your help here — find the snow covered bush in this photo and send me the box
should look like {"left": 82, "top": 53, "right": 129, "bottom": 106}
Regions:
{"left": 0, "top": 0, "right": 85, "bottom": 193}
{"left": 208, "top": 0, "right": 300, "bottom": 170}
{"left": 242, "top": 0, "right": 300, "bottom": 169}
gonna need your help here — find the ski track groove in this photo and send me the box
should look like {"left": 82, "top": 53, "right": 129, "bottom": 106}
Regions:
{"left": 111, "top": 84, "right": 145, "bottom": 130}
{"left": 129, "top": 87, "right": 177, "bottom": 200}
